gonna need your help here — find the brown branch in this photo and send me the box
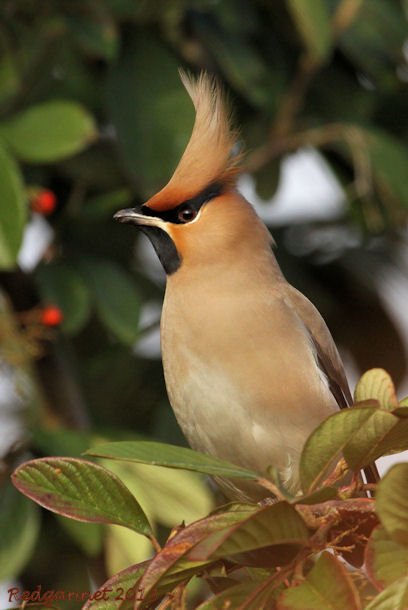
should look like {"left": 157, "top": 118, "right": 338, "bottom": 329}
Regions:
{"left": 256, "top": 476, "right": 288, "bottom": 501}
{"left": 270, "top": 54, "right": 320, "bottom": 140}
{"left": 149, "top": 534, "right": 162, "bottom": 554}
{"left": 332, "top": 0, "right": 364, "bottom": 39}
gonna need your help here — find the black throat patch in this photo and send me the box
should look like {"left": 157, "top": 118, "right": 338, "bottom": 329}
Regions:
{"left": 140, "top": 226, "right": 181, "bottom": 275}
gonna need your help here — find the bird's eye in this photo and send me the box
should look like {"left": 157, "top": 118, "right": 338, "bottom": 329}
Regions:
{"left": 177, "top": 204, "right": 197, "bottom": 223}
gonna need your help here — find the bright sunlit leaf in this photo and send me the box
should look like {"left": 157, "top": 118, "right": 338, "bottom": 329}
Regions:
{"left": 376, "top": 464, "right": 408, "bottom": 547}
{"left": 365, "top": 577, "right": 408, "bottom": 610}
{"left": 365, "top": 526, "right": 408, "bottom": 590}
{"left": 354, "top": 368, "right": 398, "bottom": 410}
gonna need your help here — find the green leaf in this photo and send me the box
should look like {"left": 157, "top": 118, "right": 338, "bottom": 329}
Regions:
{"left": 366, "top": 129, "right": 408, "bottom": 209}
{"left": 196, "top": 577, "right": 283, "bottom": 610}
{"left": 76, "top": 258, "right": 140, "bottom": 345}
{"left": 0, "top": 144, "right": 26, "bottom": 269}
{"left": 65, "top": 12, "right": 118, "bottom": 60}
{"left": 85, "top": 440, "right": 259, "bottom": 480}
{"left": 0, "top": 480, "right": 40, "bottom": 580}
{"left": 365, "top": 577, "right": 408, "bottom": 610}
{"left": 300, "top": 405, "right": 385, "bottom": 492}
{"left": 192, "top": 17, "right": 271, "bottom": 108}
{"left": 36, "top": 262, "right": 91, "bottom": 334}
{"left": 300, "top": 405, "right": 408, "bottom": 492}
{"left": 343, "top": 413, "right": 408, "bottom": 470}
{"left": 83, "top": 560, "right": 150, "bottom": 610}
{"left": 254, "top": 161, "right": 281, "bottom": 201}
{"left": 286, "top": 0, "right": 332, "bottom": 61}
{"left": 106, "top": 31, "right": 194, "bottom": 197}
{"left": 0, "top": 101, "right": 96, "bottom": 163}
{"left": 365, "top": 526, "right": 408, "bottom": 589}
{"left": 135, "top": 508, "right": 258, "bottom": 606}
{"left": 376, "top": 463, "right": 408, "bottom": 547}
{"left": 12, "top": 457, "right": 152, "bottom": 536}
{"left": 277, "top": 552, "right": 360, "bottom": 610}
{"left": 339, "top": 0, "right": 406, "bottom": 81}
{"left": 189, "top": 502, "right": 309, "bottom": 561}
{"left": 354, "top": 368, "right": 398, "bottom": 409}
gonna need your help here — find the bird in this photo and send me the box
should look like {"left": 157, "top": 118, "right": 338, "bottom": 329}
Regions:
{"left": 114, "top": 71, "right": 378, "bottom": 501}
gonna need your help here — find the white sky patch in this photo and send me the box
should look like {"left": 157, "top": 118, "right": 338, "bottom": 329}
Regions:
{"left": 239, "top": 148, "right": 345, "bottom": 225}
{"left": 18, "top": 214, "right": 54, "bottom": 272}
{"left": 133, "top": 302, "right": 162, "bottom": 359}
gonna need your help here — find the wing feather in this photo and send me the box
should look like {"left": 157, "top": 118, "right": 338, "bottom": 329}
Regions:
{"left": 285, "top": 285, "right": 379, "bottom": 484}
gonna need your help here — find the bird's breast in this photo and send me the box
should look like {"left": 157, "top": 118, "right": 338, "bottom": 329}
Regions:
{"left": 160, "top": 276, "right": 337, "bottom": 496}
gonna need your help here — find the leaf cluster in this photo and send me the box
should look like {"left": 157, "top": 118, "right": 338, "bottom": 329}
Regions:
{"left": 11, "top": 369, "right": 408, "bottom": 609}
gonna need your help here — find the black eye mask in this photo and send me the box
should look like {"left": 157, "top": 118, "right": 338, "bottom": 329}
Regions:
{"left": 141, "top": 181, "right": 223, "bottom": 224}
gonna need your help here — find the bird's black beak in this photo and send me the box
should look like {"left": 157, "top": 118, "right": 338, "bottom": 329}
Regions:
{"left": 113, "top": 208, "right": 164, "bottom": 228}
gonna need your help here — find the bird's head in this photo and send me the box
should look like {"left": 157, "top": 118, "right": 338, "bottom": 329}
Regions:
{"left": 114, "top": 71, "right": 271, "bottom": 275}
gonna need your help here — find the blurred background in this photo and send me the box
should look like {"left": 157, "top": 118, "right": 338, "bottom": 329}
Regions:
{"left": 0, "top": 0, "right": 407, "bottom": 606}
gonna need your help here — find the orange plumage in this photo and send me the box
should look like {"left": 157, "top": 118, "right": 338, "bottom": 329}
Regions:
{"left": 145, "top": 71, "right": 241, "bottom": 212}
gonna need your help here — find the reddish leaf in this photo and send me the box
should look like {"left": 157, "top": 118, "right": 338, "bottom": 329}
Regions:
{"left": 135, "top": 503, "right": 309, "bottom": 607}
{"left": 197, "top": 574, "right": 284, "bottom": 610}
{"left": 82, "top": 561, "right": 150, "bottom": 610}
{"left": 12, "top": 458, "right": 151, "bottom": 536}
{"left": 188, "top": 502, "right": 309, "bottom": 561}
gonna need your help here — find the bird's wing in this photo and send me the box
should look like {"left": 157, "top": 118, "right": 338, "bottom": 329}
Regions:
{"left": 285, "top": 285, "right": 352, "bottom": 407}
{"left": 285, "top": 285, "right": 379, "bottom": 484}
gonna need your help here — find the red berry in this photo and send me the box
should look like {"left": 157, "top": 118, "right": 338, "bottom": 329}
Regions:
{"left": 41, "top": 305, "right": 63, "bottom": 327}
{"left": 31, "top": 190, "right": 57, "bottom": 215}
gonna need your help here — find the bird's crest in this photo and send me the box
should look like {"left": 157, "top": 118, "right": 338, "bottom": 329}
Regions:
{"left": 145, "top": 71, "right": 241, "bottom": 211}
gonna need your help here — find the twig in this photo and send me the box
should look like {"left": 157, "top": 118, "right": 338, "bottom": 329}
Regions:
{"left": 322, "top": 458, "right": 349, "bottom": 487}
{"left": 270, "top": 53, "right": 319, "bottom": 140}
{"left": 256, "top": 477, "right": 288, "bottom": 501}
{"left": 236, "top": 563, "right": 296, "bottom": 609}
{"left": 149, "top": 534, "right": 162, "bottom": 554}
{"left": 332, "top": 0, "right": 364, "bottom": 38}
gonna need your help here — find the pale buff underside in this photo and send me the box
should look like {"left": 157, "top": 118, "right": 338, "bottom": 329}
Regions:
{"left": 160, "top": 243, "right": 340, "bottom": 501}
